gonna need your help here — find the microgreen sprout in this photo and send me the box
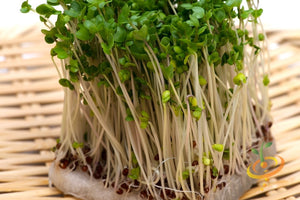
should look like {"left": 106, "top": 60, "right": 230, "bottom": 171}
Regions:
{"left": 23, "top": 0, "right": 271, "bottom": 198}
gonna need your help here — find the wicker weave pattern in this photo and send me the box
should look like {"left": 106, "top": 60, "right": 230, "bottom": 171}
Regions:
{"left": 0, "top": 27, "right": 299, "bottom": 200}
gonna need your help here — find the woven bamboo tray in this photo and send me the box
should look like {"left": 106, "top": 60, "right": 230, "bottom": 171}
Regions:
{"left": 0, "top": 27, "right": 299, "bottom": 200}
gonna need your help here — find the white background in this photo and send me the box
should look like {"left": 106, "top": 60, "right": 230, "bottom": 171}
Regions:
{"left": 0, "top": 0, "right": 300, "bottom": 30}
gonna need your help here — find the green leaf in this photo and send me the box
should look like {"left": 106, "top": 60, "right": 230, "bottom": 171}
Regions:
{"left": 162, "top": 62, "right": 174, "bottom": 80}
{"left": 199, "top": 75, "right": 207, "bottom": 86}
{"left": 65, "top": 1, "right": 82, "bottom": 17}
{"left": 226, "top": 0, "right": 242, "bottom": 8}
{"left": 118, "top": 4, "right": 130, "bottom": 24}
{"left": 209, "top": 52, "right": 221, "bottom": 65}
{"left": 251, "top": 148, "right": 259, "bottom": 155}
{"left": 187, "top": 14, "right": 199, "bottom": 27}
{"left": 114, "top": 26, "right": 127, "bottom": 43}
{"left": 180, "top": 3, "right": 193, "bottom": 10}
{"left": 192, "top": 107, "right": 202, "bottom": 120}
{"left": 212, "top": 144, "right": 224, "bottom": 152}
{"left": 20, "top": 1, "right": 31, "bottom": 13}
{"left": 76, "top": 24, "right": 93, "bottom": 41}
{"left": 47, "top": 0, "right": 60, "bottom": 6}
{"left": 36, "top": 4, "right": 60, "bottom": 17}
{"left": 233, "top": 73, "right": 247, "bottom": 86}
{"left": 252, "top": 8, "right": 263, "bottom": 18}
{"left": 160, "top": 37, "right": 170, "bottom": 49}
{"left": 59, "top": 78, "right": 74, "bottom": 90}
{"left": 223, "top": 149, "right": 230, "bottom": 160}
{"left": 189, "top": 97, "right": 198, "bottom": 107}
{"left": 118, "top": 69, "right": 131, "bottom": 82}
{"left": 162, "top": 90, "right": 171, "bottom": 103}
{"left": 264, "top": 142, "right": 272, "bottom": 148}
{"left": 241, "top": 9, "right": 253, "bottom": 19}
{"left": 202, "top": 156, "right": 211, "bottom": 166}
{"left": 128, "top": 167, "right": 140, "bottom": 180}
{"left": 214, "top": 8, "right": 226, "bottom": 23}
{"left": 72, "top": 142, "right": 84, "bottom": 149}
{"left": 132, "top": 25, "right": 148, "bottom": 41}
{"left": 212, "top": 167, "right": 218, "bottom": 177}
{"left": 125, "top": 115, "right": 134, "bottom": 121}
{"left": 52, "top": 45, "right": 68, "bottom": 59}
{"left": 263, "top": 75, "right": 270, "bottom": 86}
{"left": 84, "top": 19, "right": 99, "bottom": 34}
{"left": 68, "top": 59, "right": 79, "bottom": 73}
{"left": 182, "top": 169, "right": 190, "bottom": 180}
{"left": 192, "top": 7, "right": 205, "bottom": 19}
{"left": 258, "top": 33, "right": 265, "bottom": 41}
{"left": 132, "top": 153, "right": 138, "bottom": 165}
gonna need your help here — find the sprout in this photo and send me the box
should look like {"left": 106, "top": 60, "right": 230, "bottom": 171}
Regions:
{"left": 22, "top": 0, "right": 271, "bottom": 198}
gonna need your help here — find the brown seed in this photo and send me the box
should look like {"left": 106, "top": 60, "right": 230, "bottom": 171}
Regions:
{"left": 204, "top": 187, "right": 209, "bottom": 193}
{"left": 102, "top": 180, "right": 109, "bottom": 187}
{"left": 217, "top": 183, "right": 223, "bottom": 190}
{"left": 122, "top": 168, "right": 129, "bottom": 176}
{"left": 101, "top": 150, "right": 107, "bottom": 160}
{"left": 182, "top": 195, "right": 189, "bottom": 200}
{"left": 244, "top": 160, "right": 249, "bottom": 167}
{"left": 193, "top": 140, "right": 197, "bottom": 148}
{"left": 224, "top": 165, "right": 229, "bottom": 174}
{"left": 121, "top": 183, "right": 129, "bottom": 190}
{"left": 154, "top": 154, "right": 159, "bottom": 161}
{"left": 169, "top": 191, "right": 176, "bottom": 198}
{"left": 255, "top": 130, "right": 261, "bottom": 138}
{"left": 140, "top": 190, "right": 148, "bottom": 199}
{"left": 93, "top": 171, "right": 101, "bottom": 179}
{"left": 83, "top": 146, "right": 91, "bottom": 154}
{"left": 81, "top": 165, "right": 88, "bottom": 172}
{"left": 222, "top": 182, "right": 226, "bottom": 187}
{"left": 96, "top": 164, "right": 102, "bottom": 174}
{"left": 59, "top": 158, "right": 69, "bottom": 169}
{"left": 116, "top": 188, "right": 123, "bottom": 195}
{"left": 86, "top": 156, "right": 93, "bottom": 164}
{"left": 134, "top": 180, "right": 140, "bottom": 186}
{"left": 70, "top": 154, "right": 78, "bottom": 161}
{"left": 148, "top": 195, "right": 154, "bottom": 200}
{"left": 56, "top": 143, "right": 61, "bottom": 150}
{"left": 192, "top": 160, "right": 199, "bottom": 166}
{"left": 111, "top": 182, "right": 115, "bottom": 188}
{"left": 268, "top": 121, "right": 273, "bottom": 128}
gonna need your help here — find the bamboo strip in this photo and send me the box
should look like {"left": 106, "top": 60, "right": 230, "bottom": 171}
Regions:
{"left": 0, "top": 91, "right": 63, "bottom": 106}
{"left": 269, "top": 78, "right": 300, "bottom": 98}
{"left": 0, "top": 188, "right": 62, "bottom": 198}
{"left": 0, "top": 56, "right": 53, "bottom": 69}
{"left": 0, "top": 167, "right": 49, "bottom": 180}
{"left": 269, "top": 68, "right": 300, "bottom": 87}
{"left": 251, "top": 184, "right": 300, "bottom": 200}
{"left": 0, "top": 128, "right": 60, "bottom": 141}
{"left": 269, "top": 56, "right": 300, "bottom": 73}
{"left": 0, "top": 154, "right": 54, "bottom": 165}
{"left": 271, "top": 91, "right": 300, "bottom": 110}
{"left": 271, "top": 105, "right": 300, "bottom": 122}
{"left": 269, "top": 45, "right": 300, "bottom": 59}
{"left": 0, "top": 43, "right": 50, "bottom": 57}
{"left": 0, "top": 67, "right": 58, "bottom": 82}
{"left": 0, "top": 103, "right": 63, "bottom": 118}
{"left": 0, "top": 115, "right": 61, "bottom": 129}
{"left": 272, "top": 116, "right": 300, "bottom": 136}
{"left": 240, "top": 172, "right": 300, "bottom": 200}
{"left": 274, "top": 129, "right": 300, "bottom": 144}
{"left": 0, "top": 79, "right": 61, "bottom": 95}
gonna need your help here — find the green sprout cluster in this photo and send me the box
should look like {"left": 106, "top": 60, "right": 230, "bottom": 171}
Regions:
{"left": 22, "top": 0, "right": 270, "bottom": 199}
